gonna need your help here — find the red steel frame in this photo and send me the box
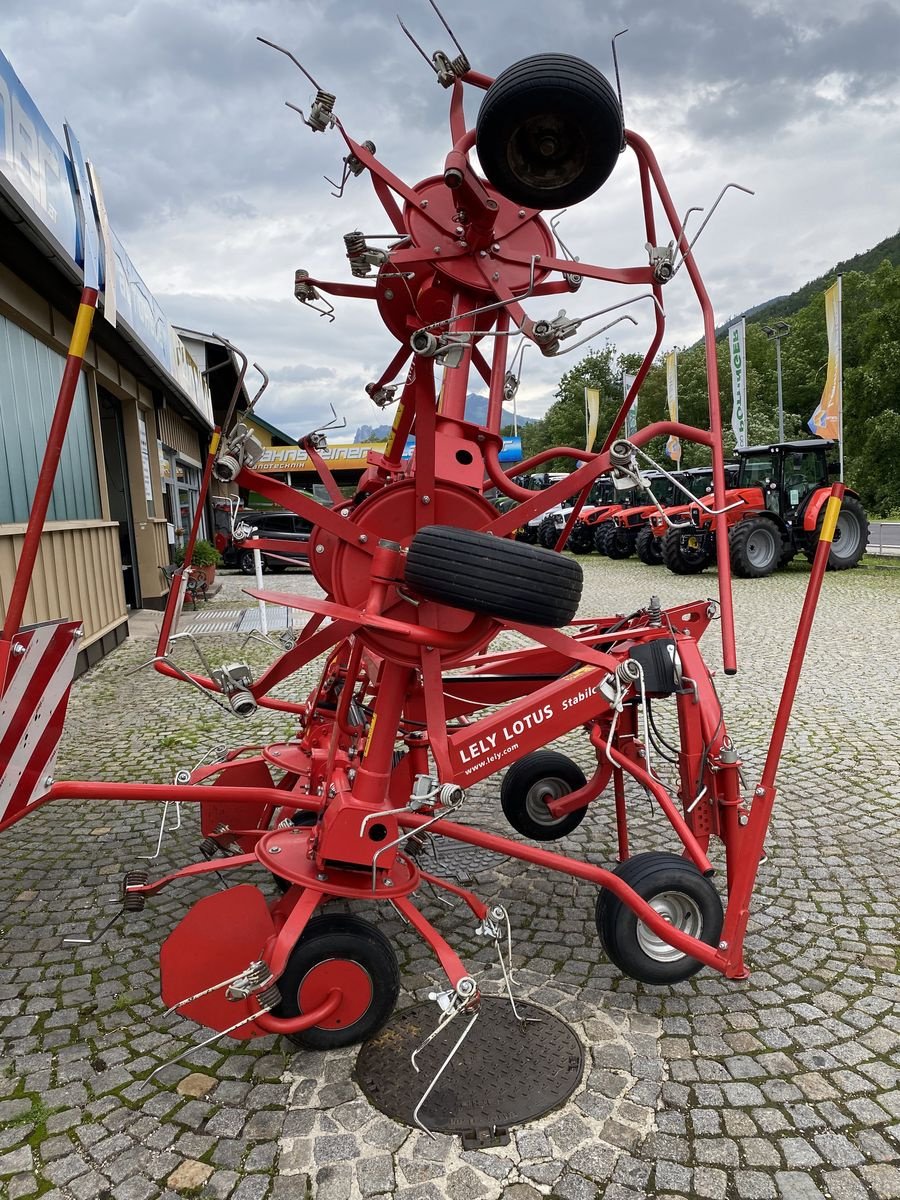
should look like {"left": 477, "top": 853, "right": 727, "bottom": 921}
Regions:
{"left": 0, "top": 54, "right": 848, "bottom": 1047}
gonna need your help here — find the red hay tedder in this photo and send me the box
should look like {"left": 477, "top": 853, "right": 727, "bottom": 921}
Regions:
{"left": 0, "top": 12, "right": 848, "bottom": 1098}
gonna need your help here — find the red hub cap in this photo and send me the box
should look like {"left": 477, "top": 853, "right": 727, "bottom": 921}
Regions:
{"left": 297, "top": 959, "right": 373, "bottom": 1030}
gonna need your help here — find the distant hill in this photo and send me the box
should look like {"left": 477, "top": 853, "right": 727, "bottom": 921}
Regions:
{"left": 720, "top": 228, "right": 900, "bottom": 333}
{"left": 354, "top": 392, "right": 533, "bottom": 442}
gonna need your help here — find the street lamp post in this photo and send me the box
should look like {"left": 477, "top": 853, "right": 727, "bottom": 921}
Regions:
{"left": 762, "top": 321, "right": 791, "bottom": 442}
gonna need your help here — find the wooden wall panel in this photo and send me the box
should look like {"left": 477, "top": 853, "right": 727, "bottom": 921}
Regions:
{"left": 0, "top": 522, "right": 127, "bottom": 646}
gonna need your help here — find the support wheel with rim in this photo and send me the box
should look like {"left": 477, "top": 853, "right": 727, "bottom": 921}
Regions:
{"left": 500, "top": 750, "right": 589, "bottom": 840}
{"left": 729, "top": 516, "right": 783, "bottom": 578}
{"left": 405, "top": 525, "right": 583, "bottom": 628}
{"left": 636, "top": 526, "right": 663, "bottom": 565}
{"left": 661, "top": 527, "right": 711, "bottom": 575}
{"left": 476, "top": 54, "right": 623, "bottom": 209}
{"left": 595, "top": 852, "right": 723, "bottom": 984}
{"left": 274, "top": 914, "right": 400, "bottom": 1050}
{"left": 804, "top": 494, "right": 868, "bottom": 570}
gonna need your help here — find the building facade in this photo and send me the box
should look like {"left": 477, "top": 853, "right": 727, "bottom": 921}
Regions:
{"left": 0, "top": 49, "right": 232, "bottom": 671}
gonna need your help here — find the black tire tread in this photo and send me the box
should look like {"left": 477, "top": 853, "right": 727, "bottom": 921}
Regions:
{"left": 276, "top": 914, "right": 400, "bottom": 1050}
{"left": 405, "top": 525, "right": 583, "bottom": 628}
{"left": 500, "top": 750, "right": 588, "bottom": 841}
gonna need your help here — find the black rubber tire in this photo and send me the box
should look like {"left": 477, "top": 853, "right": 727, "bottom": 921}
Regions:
{"left": 238, "top": 550, "right": 261, "bottom": 575}
{"left": 500, "top": 750, "right": 588, "bottom": 840}
{"left": 476, "top": 54, "right": 623, "bottom": 209}
{"left": 597, "top": 523, "right": 635, "bottom": 560}
{"left": 275, "top": 914, "right": 400, "bottom": 1050}
{"left": 661, "top": 528, "right": 711, "bottom": 575}
{"left": 405, "top": 525, "right": 583, "bottom": 628}
{"left": 592, "top": 520, "right": 613, "bottom": 554}
{"left": 595, "top": 852, "right": 723, "bottom": 985}
{"left": 635, "top": 526, "right": 663, "bottom": 566}
{"left": 729, "top": 516, "right": 783, "bottom": 579}
{"left": 538, "top": 516, "right": 560, "bottom": 549}
{"left": 778, "top": 542, "right": 797, "bottom": 568}
{"left": 803, "top": 495, "right": 869, "bottom": 570}
{"left": 567, "top": 524, "right": 594, "bottom": 555}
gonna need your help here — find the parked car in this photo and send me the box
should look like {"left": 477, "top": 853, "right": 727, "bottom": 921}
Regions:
{"left": 218, "top": 508, "right": 314, "bottom": 574}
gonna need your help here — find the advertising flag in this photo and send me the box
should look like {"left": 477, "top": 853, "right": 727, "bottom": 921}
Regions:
{"left": 623, "top": 373, "right": 638, "bottom": 438}
{"left": 584, "top": 386, "right": 600, "bottom": 452}
{"left": 809, "top": 279, "right": 842, "bottom": 443}
{"left": 728, "top": 318, "right": 748, "bottom": 448}
{"left": 665, "top": 353, "right": 681, "bottom": 462}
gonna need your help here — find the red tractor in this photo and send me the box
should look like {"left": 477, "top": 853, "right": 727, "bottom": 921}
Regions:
{"left": 598, "top": 468, "right": 694, "bottom": 560}
{"left": 636, "top": 465, "right": 736, "bottom": 565}
{"left": 565, "top": 478, "right": 642, "bottom": 554}
{"left": 660, "top": 440, "right": 868, "bottom": 577}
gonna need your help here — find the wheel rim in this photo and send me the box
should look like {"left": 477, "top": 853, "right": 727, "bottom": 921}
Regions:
{"left": 635, "top": 891, "right": 703, "bottom": 963}
{"left": 298, "top": 959, "right": 373, "bottom": 1030}
{"left": 832, "top": 511, "right": 861, "bottom": 560}
{"left": 745, "top": 526, "right": 777, "bottom": 569}
{"left": 524, "top": 777, "right": 570, "bottom": 826}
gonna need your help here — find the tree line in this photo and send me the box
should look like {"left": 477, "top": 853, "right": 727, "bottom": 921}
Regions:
{"left": 514, "top": 256, "right": 900, "bottom": 517}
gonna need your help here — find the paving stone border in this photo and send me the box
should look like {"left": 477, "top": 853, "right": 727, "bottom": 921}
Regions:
{"left": 1, "top": 558, "right": 898, "bottom": 1198}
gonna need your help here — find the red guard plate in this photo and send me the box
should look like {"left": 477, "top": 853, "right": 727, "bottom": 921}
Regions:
{"left": 159, "top": 884, "right": 276, "bottom": 1039}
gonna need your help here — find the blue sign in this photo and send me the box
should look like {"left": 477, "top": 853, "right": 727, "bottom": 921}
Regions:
{"left": 0, "top": 50, "right": 79, "bottom": 266}
{"left": 399, "top": 436, "right": 523, "bottom": 464}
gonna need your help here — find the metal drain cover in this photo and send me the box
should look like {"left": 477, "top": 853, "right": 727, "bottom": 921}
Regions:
{"left": 411, "top": 840, "right": 508, "bottom": 884}
{"left": 355, "top": 997, "right": 584, "bottom": 1138}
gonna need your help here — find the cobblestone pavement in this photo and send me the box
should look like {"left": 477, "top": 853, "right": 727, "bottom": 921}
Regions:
{"left": 1, "top": 557, "right": 899, "bottom": 1200}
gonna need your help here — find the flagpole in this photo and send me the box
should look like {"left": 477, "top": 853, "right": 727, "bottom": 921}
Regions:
{"left": 837, "top": 273, "right": 844, "bottom": 482}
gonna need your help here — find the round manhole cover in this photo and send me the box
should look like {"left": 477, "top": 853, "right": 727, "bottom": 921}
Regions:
{"left": 355, "top": 997, "right": 584, "bottom": 1134}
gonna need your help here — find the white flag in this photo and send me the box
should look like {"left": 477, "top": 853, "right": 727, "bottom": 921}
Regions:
{"left": 665, "top": 353, "right": 681, "bottom": 462}
{"left": 623, "top": 373, "right": 638, "bottom": 438}
{"left": 728, "top": 318, "right": 749, "bottom": 448}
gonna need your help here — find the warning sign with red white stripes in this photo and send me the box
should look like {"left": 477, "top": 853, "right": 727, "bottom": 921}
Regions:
{"left": 0, "top": 619, "right": 81, "bottom": 828}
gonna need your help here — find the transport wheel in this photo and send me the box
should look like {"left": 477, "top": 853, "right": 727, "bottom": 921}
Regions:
{"left": 729, "top": 516, "right": 782, "bottom": 578}
{"left": 592, "top": 520, "right": 613, "bottom": 554}
{"left": 597, "top": 524, "right": 634, "bottom": 560}
{"left": 661, "top": 528, "right": 711, "bottom": 575}
{"left": 804, "top": 495, "right": 869, "bottom": 570}
{"left": 476, "top": 54, "right": 624, "bottom": 209}
{"left": 595, "top": 852, "right": 723, "bottom": 985}
{"left": 405, "top": 525, "right": 583, "bottom": 628}
{"left": 635, "top": 526, "right": 663, "bottom": 565}
{"left": 500, "top": 750, "right": 589, "bottom": 840}
{"left": 275, "top": 914, "right": 400, "bottom": 1050}
{"left": 538, "top": 516, "right": 560, "bottom": 549}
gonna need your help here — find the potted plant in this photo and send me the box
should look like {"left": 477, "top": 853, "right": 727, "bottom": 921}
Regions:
{"left": 174, "top": 539, "right": 222, "bottom": 587}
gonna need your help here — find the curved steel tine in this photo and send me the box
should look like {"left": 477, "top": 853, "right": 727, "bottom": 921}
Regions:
{"left": 210, "top": 333, "right": 249, "bottom": 435}
{"left": 246, "top": 363, "right": 269, "bottom": 412}
{"left": 412, "top": 1007, "right": 480, "bottom": 1137}
{"left": 427, "top": 0, "right": 467, "bottom": 58}
{"left": 256, "top": 37, "right": 322, "bottom": 90}
{"left": 611, "top": 29, "right": 629, "bottom": 143}
{"left": 671, "top": 183, "right": 755, "bottom": 276}
{"left": 397, "top": 14, "right": 438, "bottom": 74}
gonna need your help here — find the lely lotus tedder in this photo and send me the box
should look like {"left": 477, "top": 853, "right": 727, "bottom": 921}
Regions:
{"left": 0, "top": 8, "right": 847, "bottom": 1120}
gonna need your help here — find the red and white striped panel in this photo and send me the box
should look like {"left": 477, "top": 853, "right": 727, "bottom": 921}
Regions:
{"left": 0, "top": 620, "right": 81, "bottom": 826}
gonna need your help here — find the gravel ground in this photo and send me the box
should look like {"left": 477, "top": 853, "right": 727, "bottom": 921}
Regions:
{"left": 1, "top": 556, "right": 898, "bottom": 1200}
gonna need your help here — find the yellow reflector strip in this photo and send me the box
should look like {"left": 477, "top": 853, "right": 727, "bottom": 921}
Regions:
{"left": 385, "top": 404, "right": 404, "bottom": 455}
{"left": 210, "top": 430, "right": 221, "bottom": 455}
{"left": 70, "top": 303, "right": 95, "bottom": 359}
{"left": 820, "top": 496, "right": 842, "bottom": 543}
{"left": 363, "top": 713, "right": 378, "bottom": 758}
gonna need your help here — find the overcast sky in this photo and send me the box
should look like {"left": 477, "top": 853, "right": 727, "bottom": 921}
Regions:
{"left": 3, "top": 0, "right": 899, "bottom": 437}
